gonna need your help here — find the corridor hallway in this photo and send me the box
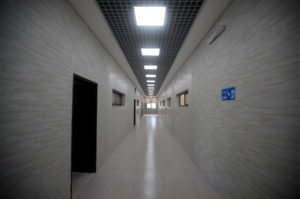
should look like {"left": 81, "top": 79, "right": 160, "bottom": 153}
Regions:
{"left": 72, "top": 115, "right": 220, "bottom": 199}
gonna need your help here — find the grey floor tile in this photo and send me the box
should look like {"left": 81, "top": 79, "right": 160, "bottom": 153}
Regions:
{"left": 72, "top": 115, "right": 220, "bottom": 199}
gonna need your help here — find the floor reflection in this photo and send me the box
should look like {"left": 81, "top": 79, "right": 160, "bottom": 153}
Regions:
{"left": 72, "top": 114, "right": 221, "bottom": 199}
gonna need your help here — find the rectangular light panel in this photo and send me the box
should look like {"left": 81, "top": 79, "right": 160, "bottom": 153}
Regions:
{"left": 141, "top": 48, "right": 160, "bottom": 56}
{"left": 134, "top": 7, "right": 166, "bottom": 26}
{"left": 147, "top": 84, "right": 155, "bottom": 87}
{"left": 146, "top": 74, "right": 156, "bottom": 78}
{"left": 147, "top": 80, "right": 155, "bottom": 83}
{"left": 144, "top": 65, "right": 158, "bottom": 70}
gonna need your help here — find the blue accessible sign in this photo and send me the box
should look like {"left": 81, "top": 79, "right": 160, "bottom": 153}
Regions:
{"left": 222, "top": 87, "right": 236, "bottom": 101}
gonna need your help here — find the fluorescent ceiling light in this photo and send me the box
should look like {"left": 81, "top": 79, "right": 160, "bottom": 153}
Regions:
{"left": 148, "top": 84, "right": 155, "bottom": 87}
{"left": 147, "top": 80, "right": 155, "bottom": 83}
{"left": 144, "top": 65, "right": 157, "bottom": 70}
{"left": 146, "top": 74, "right": 156, "bottom": 78}
{"left": 134, "top": 7, "right": 166, "bottom": 26}
{"left": 141, "top": 48, "right": 160, "bottom": 56}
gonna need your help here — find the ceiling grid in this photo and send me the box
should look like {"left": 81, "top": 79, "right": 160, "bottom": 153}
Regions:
{"left": 97, "top": 0, "right": 203, "bottom": 95}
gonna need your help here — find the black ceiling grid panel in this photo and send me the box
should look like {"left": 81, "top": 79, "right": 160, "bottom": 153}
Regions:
{"left": 97, "top": 0, "right": 203, "bottom": 95}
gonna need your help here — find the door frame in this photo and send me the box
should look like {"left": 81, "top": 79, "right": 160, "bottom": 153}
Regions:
{"left": 71, "top": 74, "right": 98, "bottom": 198}
{"left": 133, "top": 99, "right": 136, "bottom": 126}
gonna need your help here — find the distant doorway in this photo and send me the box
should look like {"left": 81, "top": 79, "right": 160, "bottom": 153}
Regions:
{"left": 72, "top": 74, "right": 97, "bottom": 173}
{"left": 134, "top": 99, "right": 136, "bottom": 126}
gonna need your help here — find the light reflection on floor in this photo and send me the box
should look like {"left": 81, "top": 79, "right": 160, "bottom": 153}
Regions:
{"left": 72, "top": 114, "right": 220, "bottom": 199}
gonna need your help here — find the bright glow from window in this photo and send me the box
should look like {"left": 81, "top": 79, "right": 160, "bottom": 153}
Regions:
{"left": 141, "top": 48, "right": 160, "bottom": 56}
{"left": 147, "top": 80, "right": 155, "bottom": 83}
{"left": 148, "top": 84, "right": 155, "bottom": 87}
{"left": 144, "top": 65, "right": 157, "bottom": 70}
{"left": 147, "top": 103, "right": 152, "bottom": 109}
{"left": 146, "top": 74, "right": 156, "bottom": 78}
{"left": 134, "top": 7, "right": 166, "bottom": 26}
{"left": 151, "top": 103, "right": 156, "bottom": 109}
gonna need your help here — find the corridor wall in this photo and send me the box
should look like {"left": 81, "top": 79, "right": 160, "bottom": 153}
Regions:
{"left": 159, "top": 0, "right": 300, "bottom": 198}
{"left": 0, "top": 0, "right": 143, "bottom": 198}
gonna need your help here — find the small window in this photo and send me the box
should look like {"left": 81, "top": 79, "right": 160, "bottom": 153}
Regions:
{"left": 177, "top": 90, "right": 188, "bottom": 106}
{"left": 147, "top": 103, "right": 152, "bottom": 109}
{"left": 163, "top": 100, "right": 165, "bottom": 107}
{"left": 112, "top": 89, "right": 125, "bottom": 106}
{"left": 151, "top": 103, "right": 156, "bottom": 109}
{"left": 167, "top": 97, "right": 171, "bottom": 107}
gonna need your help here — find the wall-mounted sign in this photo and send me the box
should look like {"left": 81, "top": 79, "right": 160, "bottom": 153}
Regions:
{"left": 222, "top": 87, "right": 235, "bottom": 101}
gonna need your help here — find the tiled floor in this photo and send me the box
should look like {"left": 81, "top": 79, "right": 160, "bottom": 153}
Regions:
{"left": 72, "top": 115, "right": 220, "bottom": 199}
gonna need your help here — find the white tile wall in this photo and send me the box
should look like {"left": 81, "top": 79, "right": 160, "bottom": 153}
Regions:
{"left": 159, "top": 0, "right": 300, "bottom": 198}
{"left": 0, "top": 0, "right": 143, "bottom": 198}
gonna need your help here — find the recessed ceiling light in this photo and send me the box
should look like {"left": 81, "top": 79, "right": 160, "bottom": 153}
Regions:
{"left": 134, "top": 7, "right": 166, "bottom": 26}
{"left": 141, "top": 48, "right": 160, "bottom": 56}
{"left": 144, "top": 65, "right": 157, "bottom": 70}
{"left": 147, "top": 80, "right": 155, "bottom": 83}
{"left": 147, "top": 84, "right": 155, "bottom": 87}
{"left": 146, "top": 74, "right": 156, "bottom": 78}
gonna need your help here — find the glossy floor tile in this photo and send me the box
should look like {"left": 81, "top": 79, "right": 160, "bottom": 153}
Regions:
{"left": 72, "top": 115, "right": 220, "bottom": 199}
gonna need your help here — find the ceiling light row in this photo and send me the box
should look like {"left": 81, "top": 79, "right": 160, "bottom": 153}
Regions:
{"left": 134, "top": 6, "right": 166, "bottom": 96}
